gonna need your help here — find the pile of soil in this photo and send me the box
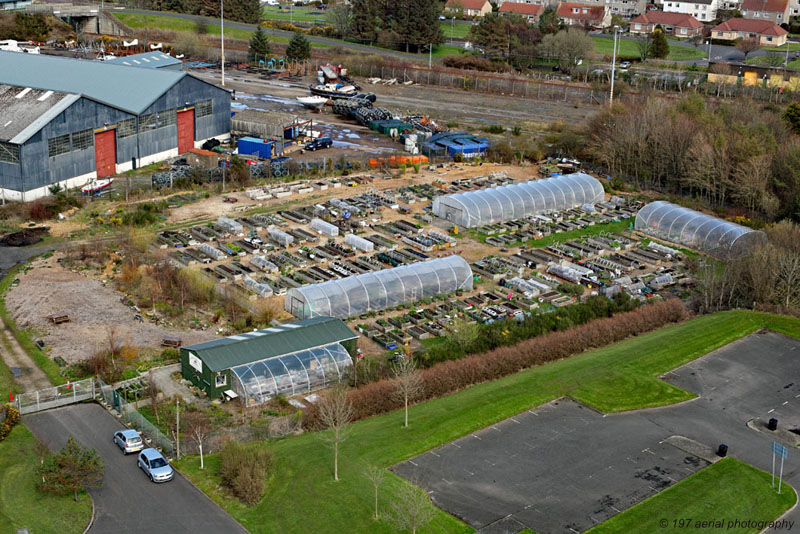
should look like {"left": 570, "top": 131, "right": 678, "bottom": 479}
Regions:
{"left": 0, "top": 227, "right": 49, "bottom": 247}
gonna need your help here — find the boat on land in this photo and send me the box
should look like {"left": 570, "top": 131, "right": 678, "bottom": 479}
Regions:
{"left": 308, "top": 83, "right": 358, "bottom": 99}
{"left": 82, "top": 178, "right": 114, "bottom": 195}
{"left": 297, "top": 95, "right": 328, "bottom": 111}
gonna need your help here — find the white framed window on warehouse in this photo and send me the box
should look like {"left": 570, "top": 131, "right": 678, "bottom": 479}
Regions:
{"left": 215, "top": 372, "right": 227, "bottom": 388}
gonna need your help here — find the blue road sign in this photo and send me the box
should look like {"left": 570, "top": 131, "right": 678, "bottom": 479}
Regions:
{"left": 772, "top": 441, "right": 789, "bottom": 459}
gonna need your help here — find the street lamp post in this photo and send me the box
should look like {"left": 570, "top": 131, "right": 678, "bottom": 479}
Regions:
{"left": 451, "top": 17, "right": 455, "bottom": 45}
{"left": 221, "top": 0, "right": 225, "bottom": 86}
{"left": 610, "top": 25, "right": 619, "bottom": 107}
{"left": 707, "top": 39, "right": 711, "bottom": 65}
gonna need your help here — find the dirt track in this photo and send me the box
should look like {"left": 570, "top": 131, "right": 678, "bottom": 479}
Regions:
{"left": 5, "top": 257, "right": 216, "bottom": 364}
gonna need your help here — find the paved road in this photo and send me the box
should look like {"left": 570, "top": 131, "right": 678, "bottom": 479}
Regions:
{"left": 395, "top": 331, "right": 800, "bottom": 533}
{"left": 25, "top": 403, "right": 248, "bottom": 534}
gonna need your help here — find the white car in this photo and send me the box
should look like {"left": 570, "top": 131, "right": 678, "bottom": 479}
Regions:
{"left": 619, "top": 61, "right": 631, "bottom": 70}
{"left": 113, "top": 429, "right": 144, "bottom": 455}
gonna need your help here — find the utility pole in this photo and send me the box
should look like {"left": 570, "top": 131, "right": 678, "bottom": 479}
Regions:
{"left": 429, "top": 43, "right": 432, "bottom": 69}
{"left": 610, "top": 26, "right": 619, "bottom": 107}
{"left": 786, "top": 41, "right": 791, "bottom": 66}
{"left": 221, "top": 0, "right": 225, "bottom": 86}
{"left": 451, "top": 17, "right": 455, "bottom": 45}
{"left": 707, "top": 39, "right": 711, "bottom": 65}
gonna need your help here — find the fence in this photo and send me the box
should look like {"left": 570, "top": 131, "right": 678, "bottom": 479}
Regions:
{"left": 97, "top": 376, "right": 175, "bottom": 456}
{"left": 16, "top": 378, "right": 96, "bottom": 415}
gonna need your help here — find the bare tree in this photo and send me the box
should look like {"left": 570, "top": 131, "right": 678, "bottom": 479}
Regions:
{"left": 364, "top": 465, "right": 385, "bottom": 520}
{"left": 635, "top": 34, "right": 653, "bottom": 61}
{"left": 326, "top": 4, "right": 353, "bottom": 38}
{"left": 317, "top": 386, "right": 353, "bottom": 481}
{"left": 736, "top": 38, "right": 761, "bottom": 60}
{"left": 36, "top": 439, "right": 51, "bottom": 484}
{"left": 390, "top": 482, "right": 436, "bottom": 534}
{"left": 185, "top": 413, "right": 211, "bottom": 469}
{"left": 391, "top": 353, "right": 424, "bottom": 428}
{"left": 105, "top": 325, "right": 119, "bottom": 369}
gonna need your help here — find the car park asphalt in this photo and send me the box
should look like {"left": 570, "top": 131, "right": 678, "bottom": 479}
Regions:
{"left": 394, "top": 331, "right": 800, "bottom": 533}
{"left": 24, "top": 403, "right": 247, "bottom": 534}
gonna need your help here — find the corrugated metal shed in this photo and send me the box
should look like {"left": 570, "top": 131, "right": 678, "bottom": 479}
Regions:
{"left": 0, "top": 50, "right": 185, "bottom": 114}
{"left": 0, "top": 84, "right": 80, "bottom": 143}
{"left": 104, "top": 52, "right": 183, "bottom": 70}
{"left": 184, "top": 316, "right": 358, "bottom": 372}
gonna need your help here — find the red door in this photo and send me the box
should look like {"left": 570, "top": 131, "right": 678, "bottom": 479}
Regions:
{"left": 177, "top": 109, "right": 195, "bottom": 154}
{"left": 94, "top": 130, "right": 116, "bottom": 178}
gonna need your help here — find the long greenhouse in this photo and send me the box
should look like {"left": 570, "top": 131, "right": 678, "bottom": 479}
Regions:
{"left": 180, "top": 316, "right": 358, "bottom": 405}
{"left": 432, "top": 172, "right": 605, "bottom": 228}
{"left": 634, "top": 201, "right": 767, "bottom": 259}
{"left": 285, "top": 255, "right": 474, "bottom": 319}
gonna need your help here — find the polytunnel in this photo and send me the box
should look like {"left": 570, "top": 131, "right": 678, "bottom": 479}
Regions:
{"left": 284, "top": 255, "right": 474, "bottom": 319}
{"left": 634, "top": 201, "right": 767, "bottom": 259}
{"left": 432, "top": 172, "right": 605, "bottom": 228}
{"left": 231, "top": 342, "right": 353, "bottom": 406}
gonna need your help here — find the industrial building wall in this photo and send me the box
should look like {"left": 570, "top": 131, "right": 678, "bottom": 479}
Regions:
{"left": 8, "top": 98, "right": 135, "bottom": 195}
{"left": 140, "top": 75, "right": 231, "bottom": 151}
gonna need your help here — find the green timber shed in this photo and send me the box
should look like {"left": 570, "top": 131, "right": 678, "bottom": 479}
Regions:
{"left": 181, "top": 316, "right": 358, "bottom": 404}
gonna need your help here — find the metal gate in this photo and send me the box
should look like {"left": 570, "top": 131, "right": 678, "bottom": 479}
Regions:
{"left": 16, "top": 378, "right": 96, "bottom": 415}
{"left": 94, "top": 129, "right": 116, "bottom": 178}
{"left": 177, "top": 109, "right": 194, "bottom": 154}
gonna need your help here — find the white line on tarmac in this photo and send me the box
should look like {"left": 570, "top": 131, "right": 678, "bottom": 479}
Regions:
{"left": 783, "top": 401, "right": 789, "bottom": 405}
{"left": 528, "top": 410, "right": 538, "bottom": 416}
{"left": 492, "top": 426, "right": 501, "bottom": 432}
{"left": 768, "top": 408, "right": 775, "bottom": 413}
{"left": 430, "top": 451, "right": 440, "bottom": 457}
{"left": 510, "top": 417, "right": 521, "bottom": 424}
{"left": 409, "top": 460, "right": 418, "bottom": 466}
{"left": 464, "top": 469, "right": 474, "bottom": 475}
{"left": 473, "top": 435, "right": 482, "bottom": 440}
{"left": 442, "top": 478, "right": 452, "bottom": 484}
{"left": 611, "top": 506, "right": 621, "bottom": 513}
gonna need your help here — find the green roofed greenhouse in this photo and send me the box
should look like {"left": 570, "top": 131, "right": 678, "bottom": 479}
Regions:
{"left": 180, "top": 316, "right": 358, "bottom": 406}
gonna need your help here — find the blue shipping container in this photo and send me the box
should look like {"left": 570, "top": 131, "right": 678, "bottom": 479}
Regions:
{"left": 238, "top": 137, "right": 272, "bottom": 159}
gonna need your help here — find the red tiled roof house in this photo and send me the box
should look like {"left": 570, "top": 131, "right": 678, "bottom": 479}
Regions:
{"left": 557, "top": 2, "right": 611, "bottom": 28}
{"left": 630, "top": 11, "right": 703, "bottom": 36}
{"left": 740, "top": 0, "right": 789, "bottom": 25}
{"left": 711, "top": 18, "right": 787, "bottom": 46}
{"left": 445, "top": 0, "right": 493, "bottom": 17}
{"left": 499, "top": 2, "right": 544, "bottom": 21}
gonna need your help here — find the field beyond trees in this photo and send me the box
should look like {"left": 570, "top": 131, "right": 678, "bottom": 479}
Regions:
{"left": 175, "top": 310, "right": 800, "bottom": 534}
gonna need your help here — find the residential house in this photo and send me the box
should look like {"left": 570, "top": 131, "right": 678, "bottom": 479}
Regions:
{"left": 711, "top": 17, "right": 788, "bottom": 45}
{"left": 444, "top": 0, "right": 493, "bottom": 17}
{"left": 556, "top": 2, "right": 612, "bottom": 28}
{"left": 629, "top": 11, "right": 704, "bottom": 36}
{"left": 662, "top": 0, "right": 719, "bottom": 22}
{"left": 499, "top": 2, "right": 544, "bottom": 21}
{"left": 740, "top": 0, "right": 789, "bottom": 25}
{"left": 579, "top": 0, "right": 647, "bottom": 18}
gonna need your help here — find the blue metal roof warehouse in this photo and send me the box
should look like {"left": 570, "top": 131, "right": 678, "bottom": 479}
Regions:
{"left": 0, "top": 51, "right": 231, "bottom": 201}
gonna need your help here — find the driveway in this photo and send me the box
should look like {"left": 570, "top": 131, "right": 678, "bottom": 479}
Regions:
{"left": 24, "top": 403, "right": 247, "bottom": 534}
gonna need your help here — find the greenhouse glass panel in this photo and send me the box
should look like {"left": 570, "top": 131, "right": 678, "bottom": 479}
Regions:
{"left": 230, "top": 342, "right": 353, "bottom": 406}
{"left": 285, "top": 256, "right": 474, "bottom": 319}
{"left": 432, "top": 173, "right": 604, "bottom": 227}
{"left": 634, "top": 201, "right": 767, "bottom": 259}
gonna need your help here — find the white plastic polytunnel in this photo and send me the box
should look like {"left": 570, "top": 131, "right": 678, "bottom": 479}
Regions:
{"left": 311, "top": 218, "right": 339, "bottom": 237}
{"left": 231, "top": 342, "right": 353, "bottom": 405}
{"left": 285, "top": 255, "right": 474, "bottom": 319}
{"left": 635, "top": 201, "right": 767, "bottom": 259}
{"left": 432, "top": 172, "right": 605, "bottom": 228}
{"left": 344, "top": 233, "right": 374, "bottom": 252}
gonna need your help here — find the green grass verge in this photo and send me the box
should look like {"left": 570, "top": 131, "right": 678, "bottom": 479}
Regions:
{"left": 588, "top": 458, "right": 796, "bottom": 534}
{"left": 0, "top": 425, "right": 92, "bottom": 534}
{"left": 114, "top": 13, "right": 290, "bottom": 43}
{"left": 440, "top": 20, "right": 472, "bottom": 40}
{"left": 764, "top": 42, "right": 800, "bottom": 52}
{"left": 591, "top": 37, "right": 706, "bottom": 61}
{"left": 261, "top": 6, "right": 322, "bottom": 24}
{"left": 0, "top": 266, "right": 64, "bottom": 386}
{"left": 471, "top": 217, "right": 633, "bottom": 248}
{"left": 174, "top": 310, "right": 800, "bottom": 534}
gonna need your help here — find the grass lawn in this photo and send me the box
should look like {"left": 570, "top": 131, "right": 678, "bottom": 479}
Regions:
{"left": 764, "top": 42, "right": 800, "bottom": 52}
{"left": 0, "top": 424, "right": 93, "bottom": 534}
{"left": 591, "top": 37, "right": 706, "bottom": 61}
{"left": 0, "top": 266, "right": 63, "bottom": 386}
{"left": 114, "top": 13, "right": 289, "bottom": 43}
{"left": 261, "top": 7, "right": 323, "bottom": 24}
{"left": 174, "top": 310, "right": 800, "bottom": 534}
{"left": 440, "top": 20, "right": 472, "bottom": 40}
{"left": 588, "top": 458, "right": 796, "bottom": 534}
{"left": 471, "top": 217, "right": 632, "bottom": 248}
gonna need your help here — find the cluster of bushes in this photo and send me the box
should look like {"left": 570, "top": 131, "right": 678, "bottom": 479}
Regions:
{"left": 305, "top": 299, "right": 686, "bottom": 427}
{"left": 218, "top": 440, "right": 273, "bottom": 505}
{"left": 0, "top": 404, "right": 20, "bottom": 442}
{"left": 120, "top": 201, "right": 169, "bottom": 227}
{"left": 28, "top": 192, "right": 82, "bottom": 221}
{"left": 442, "top": 55, "right": 512, "bottom": 73}
{"left": 422, "top": 294, "right": 638, "bottom": 366}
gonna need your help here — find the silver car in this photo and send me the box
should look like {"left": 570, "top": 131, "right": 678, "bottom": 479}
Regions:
{"left": 137, "top": 448, "right": 174, "bottom": 483}
{"left": 113, "top": 429, "right": 143, "bottom": 455}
